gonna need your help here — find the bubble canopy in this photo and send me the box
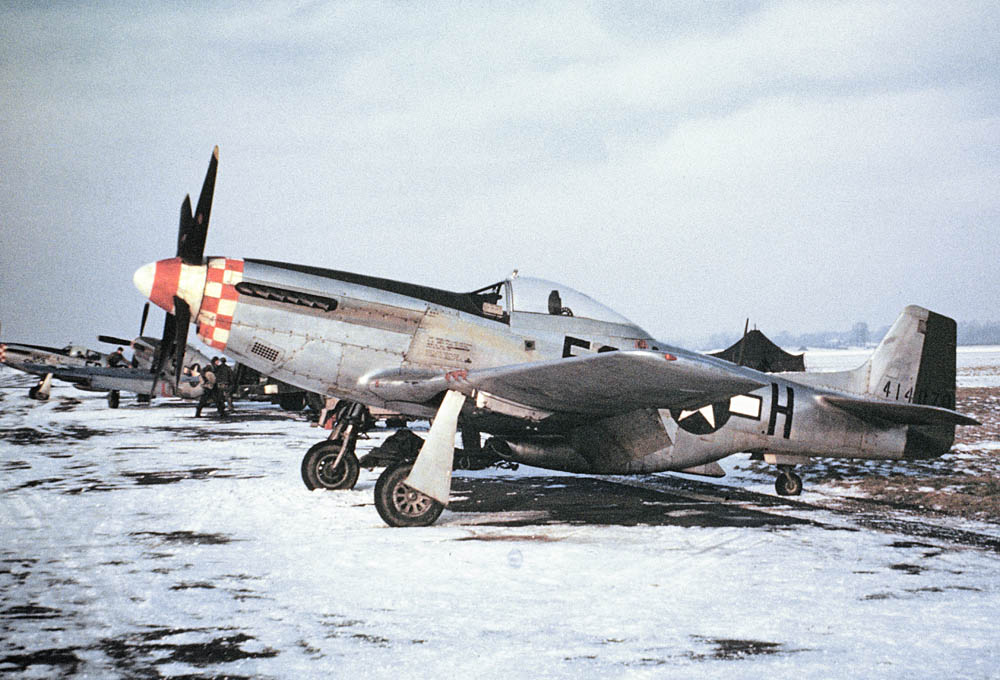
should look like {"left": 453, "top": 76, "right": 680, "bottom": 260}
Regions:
{"left": 507, "top": 276, "right": 635, "bottom": 325}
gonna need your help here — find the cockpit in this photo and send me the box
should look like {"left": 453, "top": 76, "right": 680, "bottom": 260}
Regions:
{"left": 469, "top": 276, "right": 636, "bottom": 326}
{"left": 65, "top": 346, "right": 103, "bottom": 361}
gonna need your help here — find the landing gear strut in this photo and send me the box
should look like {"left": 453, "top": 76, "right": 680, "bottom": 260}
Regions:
{"left": 301, "top": 401, "right": 366, "bottom": 490}
{"left": 28, "top": 374, "right": 52, "bottom": 401}
{"left": 774, "top": 465, "right": 803, "bottom": 496}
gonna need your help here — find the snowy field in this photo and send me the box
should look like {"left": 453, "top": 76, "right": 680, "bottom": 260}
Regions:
{"left": 2, "top": 350, "right": 999, "bottom": 679}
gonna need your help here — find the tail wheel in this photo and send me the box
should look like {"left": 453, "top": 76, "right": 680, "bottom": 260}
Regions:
{"left": 301, "top": 440, "right": 360, "bottom": 490}
{"left": 374, "top": 462, "right": 443, "bottom": 528}
{"left": 107, "top": 390, "right": 121, "bottom": 409}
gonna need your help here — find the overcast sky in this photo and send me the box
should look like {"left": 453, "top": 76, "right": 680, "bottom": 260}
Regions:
{"left": 2, "top": 1, "right": 998, "bottom": 349}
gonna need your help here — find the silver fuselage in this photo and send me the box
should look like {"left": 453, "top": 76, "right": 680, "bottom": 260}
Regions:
{"left": 206, "top": 259, "right": 942, "bottom": 475}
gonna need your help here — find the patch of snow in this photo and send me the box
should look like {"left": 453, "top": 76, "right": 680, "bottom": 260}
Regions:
{"left": 2, "top": 370, "right": 1000, "bottom": 678}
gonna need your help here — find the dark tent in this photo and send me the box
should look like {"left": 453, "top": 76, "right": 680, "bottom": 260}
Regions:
{"left": 708, "top": 329, "right": 805, "bottom": 373}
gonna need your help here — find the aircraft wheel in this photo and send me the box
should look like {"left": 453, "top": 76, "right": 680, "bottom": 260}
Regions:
{"left": 27, "top": 386, "right": 49, "bottom": 401}
{"left": 107, "top": 390, "right": 120, "bottom": 409}
{"left": 301, "top": 441, "right": 360, "bottom": 491}
{"left": 374, "top": 462, "right": 443, "bottom": 528}
{"left": 775, "top": 471, "right": 803, "bottom": 496}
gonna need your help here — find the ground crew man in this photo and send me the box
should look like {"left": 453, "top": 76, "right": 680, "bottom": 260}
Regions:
{"left": 107, "top": 347, "right": 128, "bottom": 367}
{"left": 215, "top": 356, "right": 234, "bottom": 410}
{"left": 195, "top": 360, "right": 224, "bottom": 417}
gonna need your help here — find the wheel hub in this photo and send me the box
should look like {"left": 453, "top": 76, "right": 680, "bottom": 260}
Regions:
{"left": 317, "top": 454, "right": 347, "bottom": 485}
{"left": 393, "top": 483, "right": 431, "bottom": 517}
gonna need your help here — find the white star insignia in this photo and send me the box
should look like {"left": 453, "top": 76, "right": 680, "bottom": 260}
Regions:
{"left": 678, "top": 405, "right": 716, "bottom": 428}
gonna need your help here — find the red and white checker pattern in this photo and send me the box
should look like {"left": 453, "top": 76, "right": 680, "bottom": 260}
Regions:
{"left": 0, "top": 344, "right": 6, "bottom": 363}
{"left": 197, "top": 258, "right": 244, "bottom": 351}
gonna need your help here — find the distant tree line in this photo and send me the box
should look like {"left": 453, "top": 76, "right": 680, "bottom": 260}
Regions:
{"left": 957, "top": 320, "right": 1000, "bottom": 345}
{"left": 700, "top": 319, "right": 1000, "bottom": 351}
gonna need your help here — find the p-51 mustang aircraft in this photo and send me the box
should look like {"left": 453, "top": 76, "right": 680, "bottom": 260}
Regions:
{"left": 133, "top": 147, "right": 979, "bottom": 527}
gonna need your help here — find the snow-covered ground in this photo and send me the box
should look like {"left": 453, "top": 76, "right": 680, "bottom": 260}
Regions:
{"left": 1, "top": 351, "right": 999, "bottom": 679}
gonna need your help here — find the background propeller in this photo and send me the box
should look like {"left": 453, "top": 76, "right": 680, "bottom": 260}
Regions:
{"left": 97, "top": 302, "right": 151, "bottom": 348}
{"left": 150, "top": 146, "right": 218, "bottom": 391}
{"left": 139, "top": 301, "right": 149, "bottom": 337}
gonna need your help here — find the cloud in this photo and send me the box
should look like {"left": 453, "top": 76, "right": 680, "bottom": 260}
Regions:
{"left": 1, "top": 1, "right": 998, "bottom": 345}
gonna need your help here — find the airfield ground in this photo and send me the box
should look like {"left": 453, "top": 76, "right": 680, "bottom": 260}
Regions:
{"left": 1, "top": 350, "right": 998, "bottom": 678}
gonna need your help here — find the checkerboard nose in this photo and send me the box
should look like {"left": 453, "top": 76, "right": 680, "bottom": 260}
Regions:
{"left": 195, "top": 258, "right": 244, "bottom": 351}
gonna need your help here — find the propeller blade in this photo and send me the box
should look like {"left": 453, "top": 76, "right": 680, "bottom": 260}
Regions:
{"left": 176, "top": 194, "right": 195, "bottom": 262}
{"left": 97, "top": 335, "right": 134, "bottom": 347}
{"left": 151, "top": 312, "right": 176, "bottom": 378}
{"left": 139, "top": 302, "right": 150, "bottom": 337}
{"left": 177, "top": 146, "right": 218, "bottom": 264}
{"left": 172, "top": 297, "right": 191, "bottom": 385}
{"left": 194, "top": 146, "right": 218, "bottom": 230}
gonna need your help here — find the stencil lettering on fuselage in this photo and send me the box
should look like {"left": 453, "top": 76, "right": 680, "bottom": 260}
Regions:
{"left": 425, "top": 336, "right": 473, "bottom": 364}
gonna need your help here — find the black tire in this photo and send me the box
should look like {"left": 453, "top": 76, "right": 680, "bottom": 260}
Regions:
{"left": 374, "top": 462, "right": 444, "bottom": 528}
{"left": 28, "top": 385, "right": 49, "bottom": 401}
{"left": 775, "top": 471, "right": 803, "bottom": 496}
{"left": 107, "top": 390, "right": 120, "bottom": 409}
{"left": 301, "top": 440, "right": 360, "bottom": 490}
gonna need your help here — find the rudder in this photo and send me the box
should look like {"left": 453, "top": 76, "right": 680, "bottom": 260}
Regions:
{"left": 866, "top": 306, "right": 958, "bottom": 459}
{"left": 866, "top": 305, "right": 957, "bottom": 409}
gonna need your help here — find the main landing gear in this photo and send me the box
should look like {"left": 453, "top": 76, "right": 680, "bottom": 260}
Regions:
{"left": 300, "top": 402, "right": 368, "bottom": 491}
{"left": 301, "top": 439, "right": 360, "bottom": 490}
{"left": 300, "top": 396, "right": 512, "bottom": 527}
{"left": 774, "top": 465, "right": 803, "bottom": 496}
{"left": 374, "top": 461, "right": 444, "bottom": 527}
{"left": 27, "top": 374, "right": 52, "bottom": 401}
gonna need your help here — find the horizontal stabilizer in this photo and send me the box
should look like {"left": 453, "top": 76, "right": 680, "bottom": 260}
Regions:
{"left": 820, "top": 395, "right": 980, "bottom": 426}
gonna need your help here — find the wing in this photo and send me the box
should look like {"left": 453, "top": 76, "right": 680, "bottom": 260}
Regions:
{"left": 820, "top": 394, "right": 980, "bottom": 426}
{"left": 368, "top": 350, "right": 766, "bottom": 416}
{"left": 24, "top": 363, "right": 161, "bottom": 394}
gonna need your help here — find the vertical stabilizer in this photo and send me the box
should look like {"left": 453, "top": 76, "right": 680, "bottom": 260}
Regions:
{"left": 866, "top": 305, "right": 957, "bottom": 409}
{"left": 865, "top": 306, "right": 958, "bottom": 459}
{"left": 784, "top": 305, "right": 960, "bottom": 458}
